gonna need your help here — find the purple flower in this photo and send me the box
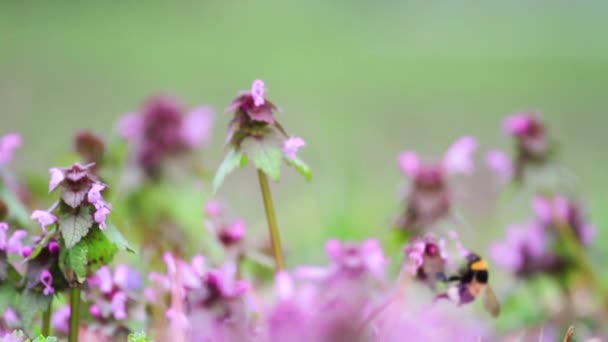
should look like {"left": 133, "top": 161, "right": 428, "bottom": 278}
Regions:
{"left": 0, "top": 223, "right": 27, "bottom": 255}
{"left": 111, "top": 291, "right": 128, "bottom": 320}
{"left": 490, "top": 223, "right": 546, "bottom": 273}
{"left": 180, "top": 106, "right": 215, "bottom": 148}
{"left": 442, "top": 136, "right": 477, "bottom": 175}
{"left": 533, "top": 195, "right": 595, "bottom": 245}
{"left": 251, "top": 79, "right": 266, "bottom": 107}
{"left": 89, "top": 304, "right": 102, "bottom": 318}
{"left": 48, "top": 168, "right": 65, "bottom": 193}
{"left": 226, "top": 79, "right": 278, "bottom": 125}
{"left": 94, "top": 206, "right": 111, "bottom": 229}
{"left": 325, "top": 238, "right": 388, "bottom": 279}
{"left": 87, "top": 183, "right": 106, "bottom": 207}
{"left": 396, "top": 137, "right": 477, "bottom": 233}
{"left": 92, "top": 266, "right": 114, "bottom": 294}
{"left": 205, "top": 200, "right": 223, "bottom": 218}
{"left": 31, "top": 210, "right": 57, "bottom": 232}
{"left": 48, "top": 240, "right": 60, "bottom": 255}
{"left": 214, "top": 220, "right": 246, "bottom": 249}
{"left": 403, "top": 234, "right": 448, "bottom": 284}
{"left": 40, "top": 269, "right": 55, "bottom": 296}
{"left": 51, "top": 305, "right": 70, "bottom": 334}
{"left": 0, "top": 133, "right": 21, "bottom": 167}
{"left": 119, "top": 95, "right": 215, "bottom": 176}
{"left": 283, "top": 137, "right": 306, "bottom": 160}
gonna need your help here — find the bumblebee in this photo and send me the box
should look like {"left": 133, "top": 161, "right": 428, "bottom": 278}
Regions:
{"left": 441, "top": 253, "right": 501, "bottom": 318}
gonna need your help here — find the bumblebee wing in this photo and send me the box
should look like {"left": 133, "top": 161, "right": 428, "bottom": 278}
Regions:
{"left": 483, "top": 285, "right": 501, "bottom": 318}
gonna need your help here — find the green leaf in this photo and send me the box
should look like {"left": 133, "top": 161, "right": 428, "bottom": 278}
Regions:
{"left": 128, "top": 331, "right": 152, "bottom": 342}
{"left": 0, "top": 283, "right": 18, "bottom": 314}
{"left": 59, "top": 207, "right": 93, "bottom": 249}
{"left": 0, "top": 184, "right": 31, "bottom": 227}
{"left": 85, "top": 227, "right": 118, "bottom": 273}
{"left": 25, "top": 227, "right": 57, "bottom": 262}
{"left": 241, "top": 136, "right": 283, "bottom": 182}
{"left": 286, "top": 157, "right": 312, "bottom": 181}
{"left": 19, "top": 290, "right": 52, "bottom": 327}
{"left": 212, "top": 148, "right": 247, "bottom": 193}
{"left": 33, "top": 335, "right": 58, "bottom": 342}
{"left": 59, "top": 242, "right": 86, "bottom": 284}
{"left": 103, "top": 222, "right": 135, "bottom": 253}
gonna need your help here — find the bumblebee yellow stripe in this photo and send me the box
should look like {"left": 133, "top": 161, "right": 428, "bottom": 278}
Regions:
{"left": 470, "top": 259, "right": 488, "bottom": 271}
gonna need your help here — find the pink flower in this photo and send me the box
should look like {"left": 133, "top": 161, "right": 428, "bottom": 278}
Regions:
{"left": 403, "top": 234, "right": 448, "bottom": 281}
{"left": 0, "top": 223, "right": 27, "bottom": 255}
{"left": 490, "top": 223, "right": 546, "bottom": 273}
{"left": 180, "top": 106, "right": 215, "bottom": 148}
{"left": 117, "top": 112, "right": 143, "bottom": 141}
{"left": 111, "top": 291, "right": 128, "bottom": 320}
{"left": 89, "top": 304, "right": 102, "bottom": 318}
{"left": 205, "top": 200, "right": 223, "bottom": 218}
{"left": 94, "top": 206, "right": 111, "bottom": 229}
{"left": 283, "top": 137, "right": 306, "bottom": 160}
{"left": 40, "top": 269, "right": 55, "bottom": 296}
{"left": 251, "top": 79, "right": 266, "bottom": 107}
{"left": 398, "top": 151, "right": 420, "bottom": 177}
{"left": 0, "top": 133, "right": 22, "bottom": 166}
{"left": 485, "top": 149, "right": 513, "bottom": 181}
{"left": 31, "top": 210, "right": 58, "bottom": 232}
{"left": 51, "top": 306, "right": 70, "bottom": 334}
{"left": 92, "top": 266, "right": 114, "bottom": 294}
{"left": 48, "top": 168, "right": 65, "bottom": 192}
{"left": 443, "top": 136, "right": 477, "bottom": 175}
{"left": 87, "top": 183, "right": 106, "bottom": 207}
{"left": 326, "top": 238, "right": 388, "bottom": 279}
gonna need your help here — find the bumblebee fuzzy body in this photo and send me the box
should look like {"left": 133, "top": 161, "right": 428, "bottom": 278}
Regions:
{"left": 444, "top": 253, "right": 500, "bottom": 317}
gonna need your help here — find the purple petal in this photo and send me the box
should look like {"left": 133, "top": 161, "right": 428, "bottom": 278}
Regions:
{"left": 325, "top": 239, "right": 343, "bottom": 261}
{"left": 113, "top": 265, "right": 129, "bottom": 290}
{"left": 51, "top": 306, "right": 71, "bottom": 334}
{"left": 579, "top": 224, "right": 596, "bottom": 245}
{"left": 87, "top": 183, "right": 106, "bottom": 207}
{"left": 180, "top": 106, "right": 215, "bottom": 148}
{"left": 191, "top": 255, "right": 206, "bottom": 277}
{"left": 31, "top": 210, "right": 58, "bottom": 232}
{"left": 485, "top": 149, "right": 513, "bottom": 181}
{"left": 205, "top": 200, "right": 223, "bottom": 218}
{"left": 95, "top": 266, "right": 114, "bottom": 294}
{"left": 251, "top": 79, "right": 266, "bottom": 107}
{"left": 283, "top": 136, "right": 306, "bottom": 160}
{"left": 94, "top": 206, "right": 111, "bottom": 229}
{"left": 275, "top": 271, "right": 294, "bottom": 300}
{"left": 247, "top": 107, "right": 275, "bottom": 124}
{"left": 40, "top": 269, "right": 55, "bottom": 296}
{"left": 111, "top": 291, "right": 128, "bottom": 320}
{"left": 532, "top": 196, "right": 553, "bottom": 224}
{"left": 6, "top": 229, "right": 27, "bottom": 254}
{"left": 503, "top": 113, "right": 531, "bottom": 135}
{"left": 443, "top": 136, "right": 477, "bottom": 175}
{"left": 398, "top": 151, "right": 420, "bottom": 177}
{"left": 48, "top": 168, "right": 65, "bottom": 193}
{"left": 0, "top": 133, "right": 22, "bottom": 166}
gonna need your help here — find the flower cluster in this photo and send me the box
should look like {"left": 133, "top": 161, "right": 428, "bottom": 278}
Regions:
{"left": 395, "top": 136, "right": 477, "bottom": 233}
{"left": 486, "top": 112, "right": 553, "bottom": 183}
{"left": 204, "top": 201, "right": 247, "bottom": 255}
{"left": 119, "top": 95, "right": 215, "bottom": 177}
{"left": 490, "top": 195, "right": 594, "bottom": 278}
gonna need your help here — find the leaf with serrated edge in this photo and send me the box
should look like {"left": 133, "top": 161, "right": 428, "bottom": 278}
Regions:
{"left": 286, "top": 157, "right": 312, "bottom": 181}
{"left": 85, "top": 227, "right": 118, "bottom": 273}
{"left": 60, "top": 207, "right": 93, "bottom": 248}
{"left": 241, "top": 136, "right": 283, "bottom": 181}
{"left": 103, "top": 223, "right": 135, "bottom": 253}
{"left": 68, "top": 243, "right": 88, "bottom": 283}
{"left": 213, "top": 148, "right": 246, "bottom": 193}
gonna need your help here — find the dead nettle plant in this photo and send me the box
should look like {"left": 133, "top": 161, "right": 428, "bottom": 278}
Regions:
{"left": 213, "top": 79, "right": 312, "bottom": 271}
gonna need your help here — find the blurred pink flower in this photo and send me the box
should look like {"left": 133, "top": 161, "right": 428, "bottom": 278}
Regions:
{"left": 51, "top": 305, "right": 71, "bottom": 334}
{"left": 94, "top": 206, "right": 111, "bottom": 229}
{"left": 87, "top": 183, "right": 106, "bottom": 207}
{"left": 398, "top": 151, "right": 420, "bottom": 177}
{"left": 443, "top": 136, "right": 477, "bottom": 175}
{"left": 31, "top": 210, "right": 57, "bottom": 232}
{"left": 283, "top": 136, "right": 306, "bottom": 160}
{"left": 48, "top": 168, "right": 65, "bottom": 192}
{"left": 0, "top": 223, "right": 27, "bottom": 255}
{"left": 0, "top": 133, "right": 21, "bottom": 167}
{"left": 180, "top": 106, "right": 215, "bottom": 148}
{"left": 485, "top": 149, "right": 513, "bottom": 181}
{"left": 251, "top": 79, "right": 266, "bottom": 107}
{"left": 225, "top": 79, "right": 278, "bottom": 125}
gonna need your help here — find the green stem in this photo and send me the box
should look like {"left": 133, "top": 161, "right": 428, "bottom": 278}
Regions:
{"left": 257, "top": 169, "right": 285, "bottom": 271}
{"left": 42, "top": 297, "right": 52, "bottom": 336}
{"left": 69, "top": 287, "right": 81, "bottom": 342}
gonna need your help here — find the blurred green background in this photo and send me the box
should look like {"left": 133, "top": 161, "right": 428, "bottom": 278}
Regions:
{"left": 1, "top": 1, "right": 607, "bottom": 268}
